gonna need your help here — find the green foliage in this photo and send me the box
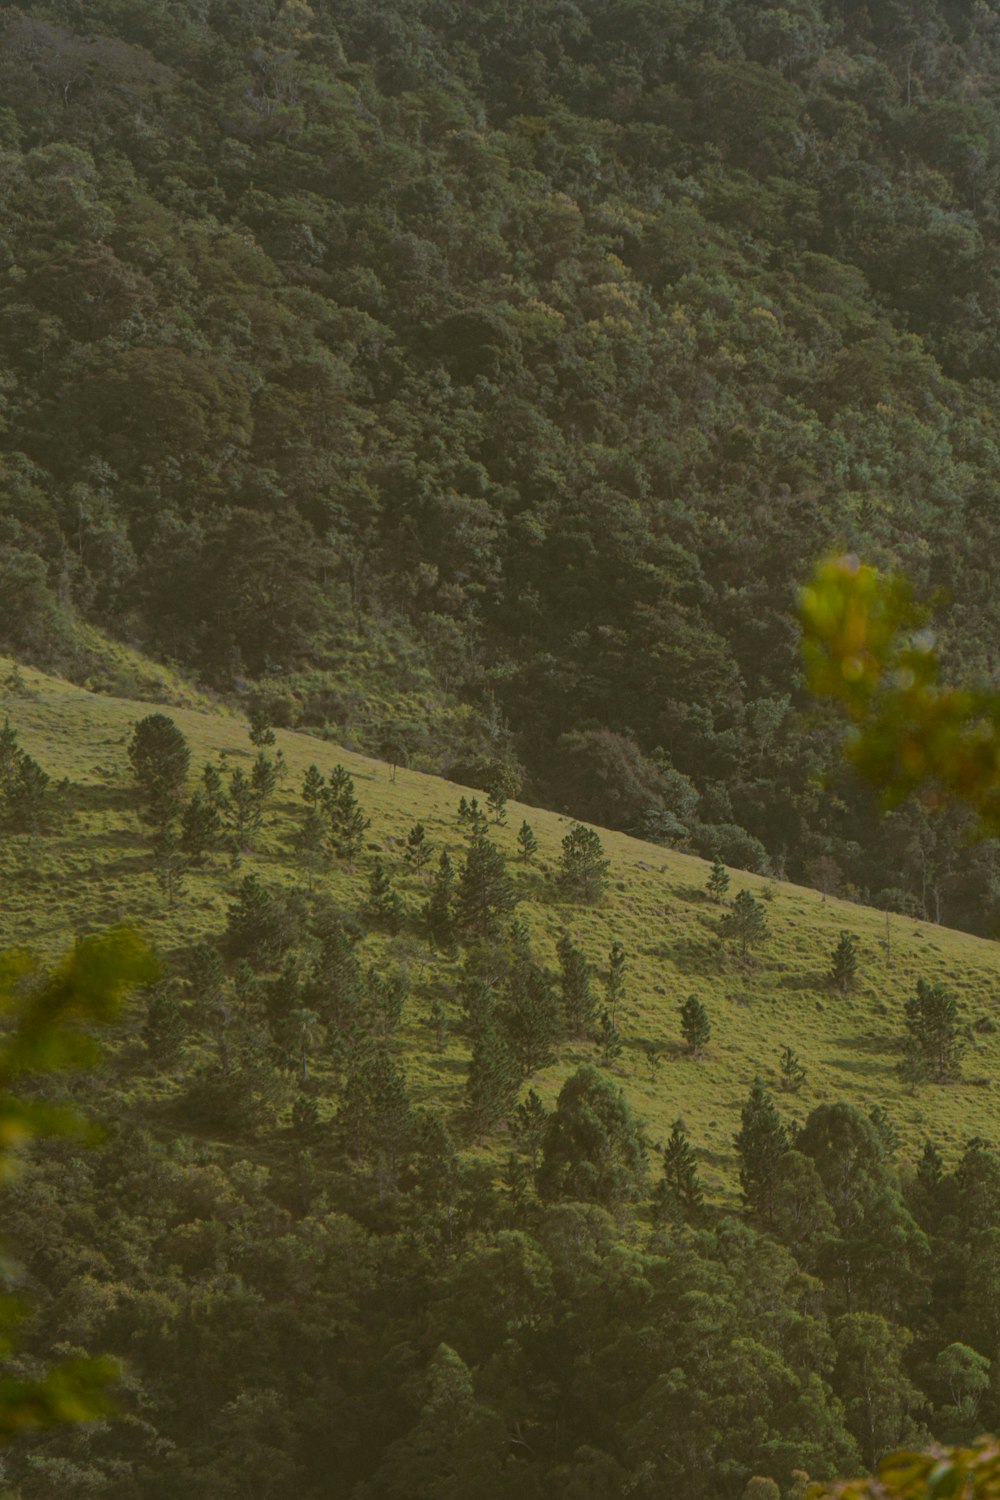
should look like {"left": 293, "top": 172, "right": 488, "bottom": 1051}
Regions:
{"left": 735, "top": 1076, "right": 789, "bottom": 1223}
{"left": 127, "top": 714, "right": 190, "bottom": 828}
{"left": 516, "top": 820, "right": 538, "bottom": 863}
{"left": 779, "top": 1045, "right": 807, "bottom": 1092}
{"left": 226, "top": 875, "right": 300, "bottom": 967}
{"left": 722, "top": 889, "right": 771, "bottom": 962}
{"left": 680, "top": 994, "right": 711, "bottom": 1056}
{"left": 606, "top": 939, "right": 627, "bottom": 1029}
{"left": 465, "top": 1025, "right": 520, "bottom": 1137}
{"left": 902, "top": 978, "right": 966, "bottom": 1083}
{"left": 831, "top": 933, "right": 860, "bottom": 995}
{"left": 655, "top": 1117, "right": 704, "bottom": 1225}
{"left": 364, "top": 858, "right": 404, "bottom": 935}
{"left": 424, "top": 850, "right": 458, "bottom": 953}
{"left": 557, "top": 930, "right": 596, "bottom": 1038}
{"left": 405, "top": 821, "right": 433, "bottom": 870}
{"left": 557, "top": 824, "right": 611, "bottom": 903}
{"left": 457, "top": 835, "right": 517, "bottom": 940}
{"left": 536, "top": 1065, "right": 647, "bottom": 1210}
{"left": 707, "top": 856, "right": 731, "bottom": 904}
{"left": 0, "top": 929, "right": 155, "bottom": 1439}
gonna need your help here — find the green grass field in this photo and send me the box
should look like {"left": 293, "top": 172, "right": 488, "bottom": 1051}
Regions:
{"left": 3, "top": 653, "right": 999, "bottom": 1200}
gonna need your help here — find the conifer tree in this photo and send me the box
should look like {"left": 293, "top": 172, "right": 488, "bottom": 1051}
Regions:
{"left": 458, "top": 795, "right": 489, "bottom": 839}
{"left": 597, "top": 1007, "right": 623, "bottom": 1067}
{"left": 226, "top": 875, "right": 297, "bottom": 967}
{"left": 606, "top": 939, "right": 627, "bottom": 1028}
{"left": 152, "top": 823, "right": 186, "bottom": 906}
{"left": 457, "top": 835, "right": 518, "bottom": 940}
{"left": 655, "top": 1117, "right": 704, "bottom": 1224}
{"left": 902, "top": 978, "right": 966, "bottom": 1082}
{"left": 558, "top": 823, "right": 611, "bottom": 902}
{"left": 465, "top": 1024, "right": 520, "bottom": 1136}
{"left": 405, "top": 821, "right": 433, "bottom": 870}
{"left": 721, "top": 889, "right": 770, "bottom": 961}
{"left": 679, "top": 995, "right": 711, "bottom": 1056}
{"left": 250, "top": 750, "right": 277, "bottom": 808}
{"left": 180, "top": 790, "right": 222, "bottom": 864}
{"left": 487, "top": 786, "right": 508, "bottom": 826}
{"left": 301, "top": 764, "right": 325, "bottom": 807}
{"left": 707, "top": 855, "right": 730, "bottom": 904}
{"left": 500, "top": 959, "right": 559, "bottom": 1077}
{"left": 366, "top": 966, "right": 407, "bottom": 1042}
{"left": 779, "top": 1045, "right": 807, "bottom": 1092}
{"left": 365, "top": 858, "right": 403, "bottom": 934}
{"left": 127, "top": 713, "right": 190, "bottom": 828}
{"left": 557, "top": 930, "right": 596, "bottom": 1037}
{"left": 224, "top": 766, "right": 263, "bottom": 853}
{"left": 424, "top": 851, "right": 458, "bottom": 953}
{"left": 517, "top": 819, "right": 538, "bottom": 863}
{"left": 427, "top": 996, "right": 448, "bottom": 1052}
{"left": 510, "top": 1088, "right": 548, "bottom": 1170}
{"left": 830, "top": 931, "right": 859, "bottom": 994}
{"left": 735, "top": 1076, "right": 789, "bottom": 1223}
{"left": 142, "top": 984, "right": 187, "bottom": 1065}
{"left": 339, "top": 1044, "right": 413, "bottom": 1192}
{"left": 248, "top": 709, "right": 276, "bottom": 749}
{"left": 6, "top": 751, "right": 49, "bottom": 834}
{"left": 202, "top": 760, "right": 226, "bottom": 811}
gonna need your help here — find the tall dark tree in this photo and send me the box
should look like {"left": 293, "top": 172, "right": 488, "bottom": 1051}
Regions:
{"left": 127, "top": 713, "right": 190, "bottom": 828}
{"left": 721, "top": 889, "right": 770, "bottom": 961}
{"left": 364, "top": 858, "right": 404, "bottom": 934}
{"left": 902, "top": 978, "right": 966, "bottom": 1082}
{"left": 557, "top": 930, "right": 596, "bottom": 1037}
{"left": 654, "top": 1118, "right": 704, "bottom": 1225}
{"left": 424, "top": 851, "right": 458, "bottom": 953}
{"left": 457, "top": 835, "right": 517, "bottom": 940}
{"left": 830, "top": 932, "right": 859, "bottom": 995}
{"left": 679, "top": 995, "right": 711, "bottom": 1056}
{"left": 465, "top": 1024, "right": 520, "bottom": 1137}
{"left": 735, "top": 1076, "right": 789, "bottom": 1224}
{"left": 536, "top": 1064, "right": 647, "bottom": 1210}
{"left": 558, "top": 823, "right": 611, "bottom": 902}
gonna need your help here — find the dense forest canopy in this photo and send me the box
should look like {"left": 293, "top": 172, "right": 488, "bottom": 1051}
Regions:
{"left": 4, "top": 0, "right": 1000, "bottom": 930}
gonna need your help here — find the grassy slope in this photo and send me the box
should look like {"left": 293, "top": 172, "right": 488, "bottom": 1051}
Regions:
{"left": 3, "top": 655, "right": 999, "bottom": 1201}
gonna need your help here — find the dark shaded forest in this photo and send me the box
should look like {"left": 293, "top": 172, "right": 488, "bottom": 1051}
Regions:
{"left": 3, "top": 0, "right": 1000, "bottom": 924}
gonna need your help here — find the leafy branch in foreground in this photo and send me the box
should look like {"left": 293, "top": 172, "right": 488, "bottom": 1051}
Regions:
{"left": 800, "top": 555, "right": 1000, "bottom": 829}
{"left": 809, "top": 1436, "right": 1000, "bottom": 1500}
{"left": 0, "top": 929, "right": 156, "bottom": 1439}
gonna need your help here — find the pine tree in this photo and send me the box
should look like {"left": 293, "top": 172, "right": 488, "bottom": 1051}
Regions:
{"left": 6, "top": 751, "right": 49, "bottom": 834}
{"left": 280, "top": 1006, "right": 324, "bottom": 1084}
{"left": 558, "top": 930, "right": 596, "bottom": 1037}
{"left": 517, "top": 820, "right": 538, "bottom": 863}
{"left": 366, "top": 966, "right": 407, "bottom": 1042}
{"left": 224, "top": 766, "right": 263, "bottom": 853}
{"left": 365, "top": 858, "right": 403, "bottom": 934}
{"left": 339, "top": 1044, "right": 413, "bottom": 1193}
{"left": 152, "top": 823, "right": 186, "bottom": 906}
{"left": 707, "top": 855, "right": 730, "bottom": 904}
{"left": 500, "top": 959, "right": 559, "bottom": 1077}
{"left": 301, "top": 764, "right": 325, "bottom": 807}
{"left": 510, "top": 1088, "right": 548, "bottom": 1170}
{"left": 458, "top": 795, "right": 489, "bottom": 839}
{"left": 465, "top": 1024, "right": 520, "bottom": 1136}
{"left": 487, "top": 763, "right": 519, "bottom": 826}
{"left": 779, "top": 1045, "right": 807, "bottom": 1092}
{"left": 830, "top": 931, "right": 859, "bottom": 994}
{"left": 250, "top": 751, "right": 278, "bottom": 808}
{"left": 721, "top": 889, "right": 770, "bottom": 961}
{"left": 226, "top": 875, "right": 297, "bottom": 967}
{"left": 735, "top": 1076, "right": 789, "bottom": 1222}
{"left": 902, "top": 978, "right": 966, "bottom": 1082}
{"left": 457, "top": 835, "right": 518, "bottom": 940}
{"left": 487, "top": 787, "right": 508, "bottom": 826}
{"left": 597, "top": 1007, "right": 623, "bottom": 1067}
{"left": 869, "top": 1104, "right": 899, "bottom": 1161}
{"left": 322, "top": 766, "right": 370, "bottom": 862}
{"left": 558, "top": 823, "right": 611, "bottom": 902}
{"left": 655, "top": 1117, "right": 704, "bottom": 1224}
{"left": 180, "top": 791, "right": 222, "bottom": 864}
{"left": 424, "top": 851, "right": 458, "bottom": 953}
{"left": 202, "top": 760, "right": 226, "bottom": 810}
{"left": 142, "top": 985, "right": 187, "bottom": 1065}
{"left": 127, "top": 713, "right": 190, "bottom": 828}
{"left": 404, "top": 821, "right": 433, "bottom": 870}
{"left": 679, "top": 995, "right": 711, "bottom": 1056}
{"left": 606, "top": 939, "right": 626, "bottom": 1028}
{"left": 248, "top": 709, "right": 276, "bottom": 749}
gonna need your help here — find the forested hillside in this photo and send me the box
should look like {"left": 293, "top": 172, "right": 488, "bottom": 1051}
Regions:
{"left": 4, "top": 0, "right": 1000, "bottom": 929}
{"left": 4, "top": 658, "right": 1000, "bottom": 1498}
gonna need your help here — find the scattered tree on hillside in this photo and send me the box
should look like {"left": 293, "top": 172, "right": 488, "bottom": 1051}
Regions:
{"left": 364, "top": 858, "right": 403, "bottom": 934}
{"left": 830, "top": 931, "right": 859, "bottom": 995}
{"left": 779, "top": 1045, "right": 807, "bottom": 1092}
{"left": 707, "top": 855, "right": 730, "bottom": 904}
{"left": 127, "top": 714, "right": 190, "bottom": 828}
{"left": 517, "top": 819, "right": 538, "bottom": 862}
{"left": 404, "top": 821, "right": 433, "bottom": 870}
{"left": 902, "top": 978, "right": 966, "bottom": 1083}
{"left": 536, "top": 1065, "right": 647, "bottom": 1210}
{"left": 721, "top": 889, "right": 770, "bottom": 962}
{"left": 558, "top": 823, "right": 610, "bottom": 902}
{"left": 735, "top": 1076, "right": 789, "bottom": 1223}
{"left": 424, "top": 851, "right": 458, "bottom": 953}
{"left": 679, "top": 995, "right": 711, "bottom": 1057}
{"left": 557, "top": 930, "right": 596, "bottom": 1037}
{"left": 457, "top": 835, "right": 517, "bottom": 940}
{"left": 654, "top": 1118, "right": 704, "bottom": 1225}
